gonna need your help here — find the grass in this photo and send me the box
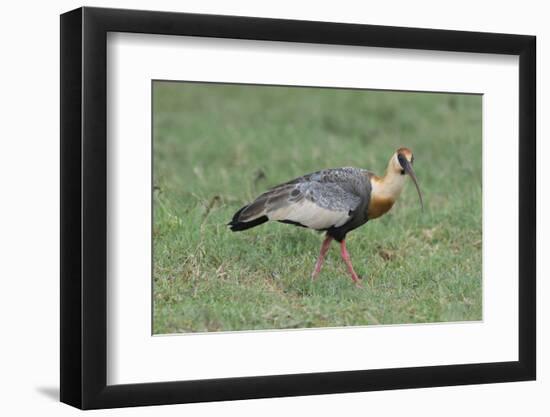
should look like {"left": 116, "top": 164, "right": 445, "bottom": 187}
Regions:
{"left": 152, "top": 81, "right": 482, "bottom": 334}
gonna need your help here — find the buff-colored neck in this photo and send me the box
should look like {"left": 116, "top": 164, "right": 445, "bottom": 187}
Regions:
{"left": 371, "top": 155, "right": 407, "bottom": 201}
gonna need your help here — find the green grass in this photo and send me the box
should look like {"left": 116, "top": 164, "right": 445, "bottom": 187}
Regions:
{"left": 152, "top": 81, "right": 482, "bottom": 334}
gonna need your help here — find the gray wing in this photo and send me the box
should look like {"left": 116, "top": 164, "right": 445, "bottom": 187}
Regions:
{"left": 237, "top": 167, "right": 370, "bottom": 230}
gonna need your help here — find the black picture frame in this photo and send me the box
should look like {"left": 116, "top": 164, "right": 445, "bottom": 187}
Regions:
{"left": 60, "top": 6, "right": 536, "bottom": 410}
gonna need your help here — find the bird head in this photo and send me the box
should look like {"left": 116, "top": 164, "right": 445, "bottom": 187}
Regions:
{"left": 391, "top": 147, "right": 424, "bottom": 211}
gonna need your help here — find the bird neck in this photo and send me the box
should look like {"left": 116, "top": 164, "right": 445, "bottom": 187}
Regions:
{"left": 371, "top": 168, "right": 407, "bottom": 201}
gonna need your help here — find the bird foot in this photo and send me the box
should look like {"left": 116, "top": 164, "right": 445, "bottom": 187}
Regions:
{"left": 353, "top": 276, "right": 365, "bottom": 289}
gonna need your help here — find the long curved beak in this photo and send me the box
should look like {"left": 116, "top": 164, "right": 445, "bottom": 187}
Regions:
{"left": 402, "top": 160, "right": 424, "bottom": 211}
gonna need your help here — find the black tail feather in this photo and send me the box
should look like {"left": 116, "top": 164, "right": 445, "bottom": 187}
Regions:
{"left": 228, "top": 205, "right": 269, "bottom": 231}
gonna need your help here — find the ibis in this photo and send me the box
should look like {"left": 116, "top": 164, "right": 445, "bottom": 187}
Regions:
{"left": 228, "top": 147, "right": 423, "bottom": 287}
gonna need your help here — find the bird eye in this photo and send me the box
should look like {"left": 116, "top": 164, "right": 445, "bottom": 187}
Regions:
{"left": 397, "top": 153, "right": 407, "bottom": 169}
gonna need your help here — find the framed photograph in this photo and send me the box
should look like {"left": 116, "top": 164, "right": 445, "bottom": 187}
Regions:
{"left": 60, "top": 6, "right": 536, "bottom": 409}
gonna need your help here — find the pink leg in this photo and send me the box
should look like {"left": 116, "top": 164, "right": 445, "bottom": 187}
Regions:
{"left": 311, "top": 235, "right": 333, "bottom": 280}
{"left": 340, "top": 239, "right": 363, "bottom": 288}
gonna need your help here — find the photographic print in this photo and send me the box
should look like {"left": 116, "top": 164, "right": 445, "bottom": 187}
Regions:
{"left": 60, "top": 8, "right": 535, "bottom": 407}
{"left": 152, "top": 81, "right": 482, "bottom": 334}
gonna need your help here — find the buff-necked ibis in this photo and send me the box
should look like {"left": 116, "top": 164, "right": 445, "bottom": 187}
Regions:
{"left": 228, "top": 147, "right": 423, "bottom": 287}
